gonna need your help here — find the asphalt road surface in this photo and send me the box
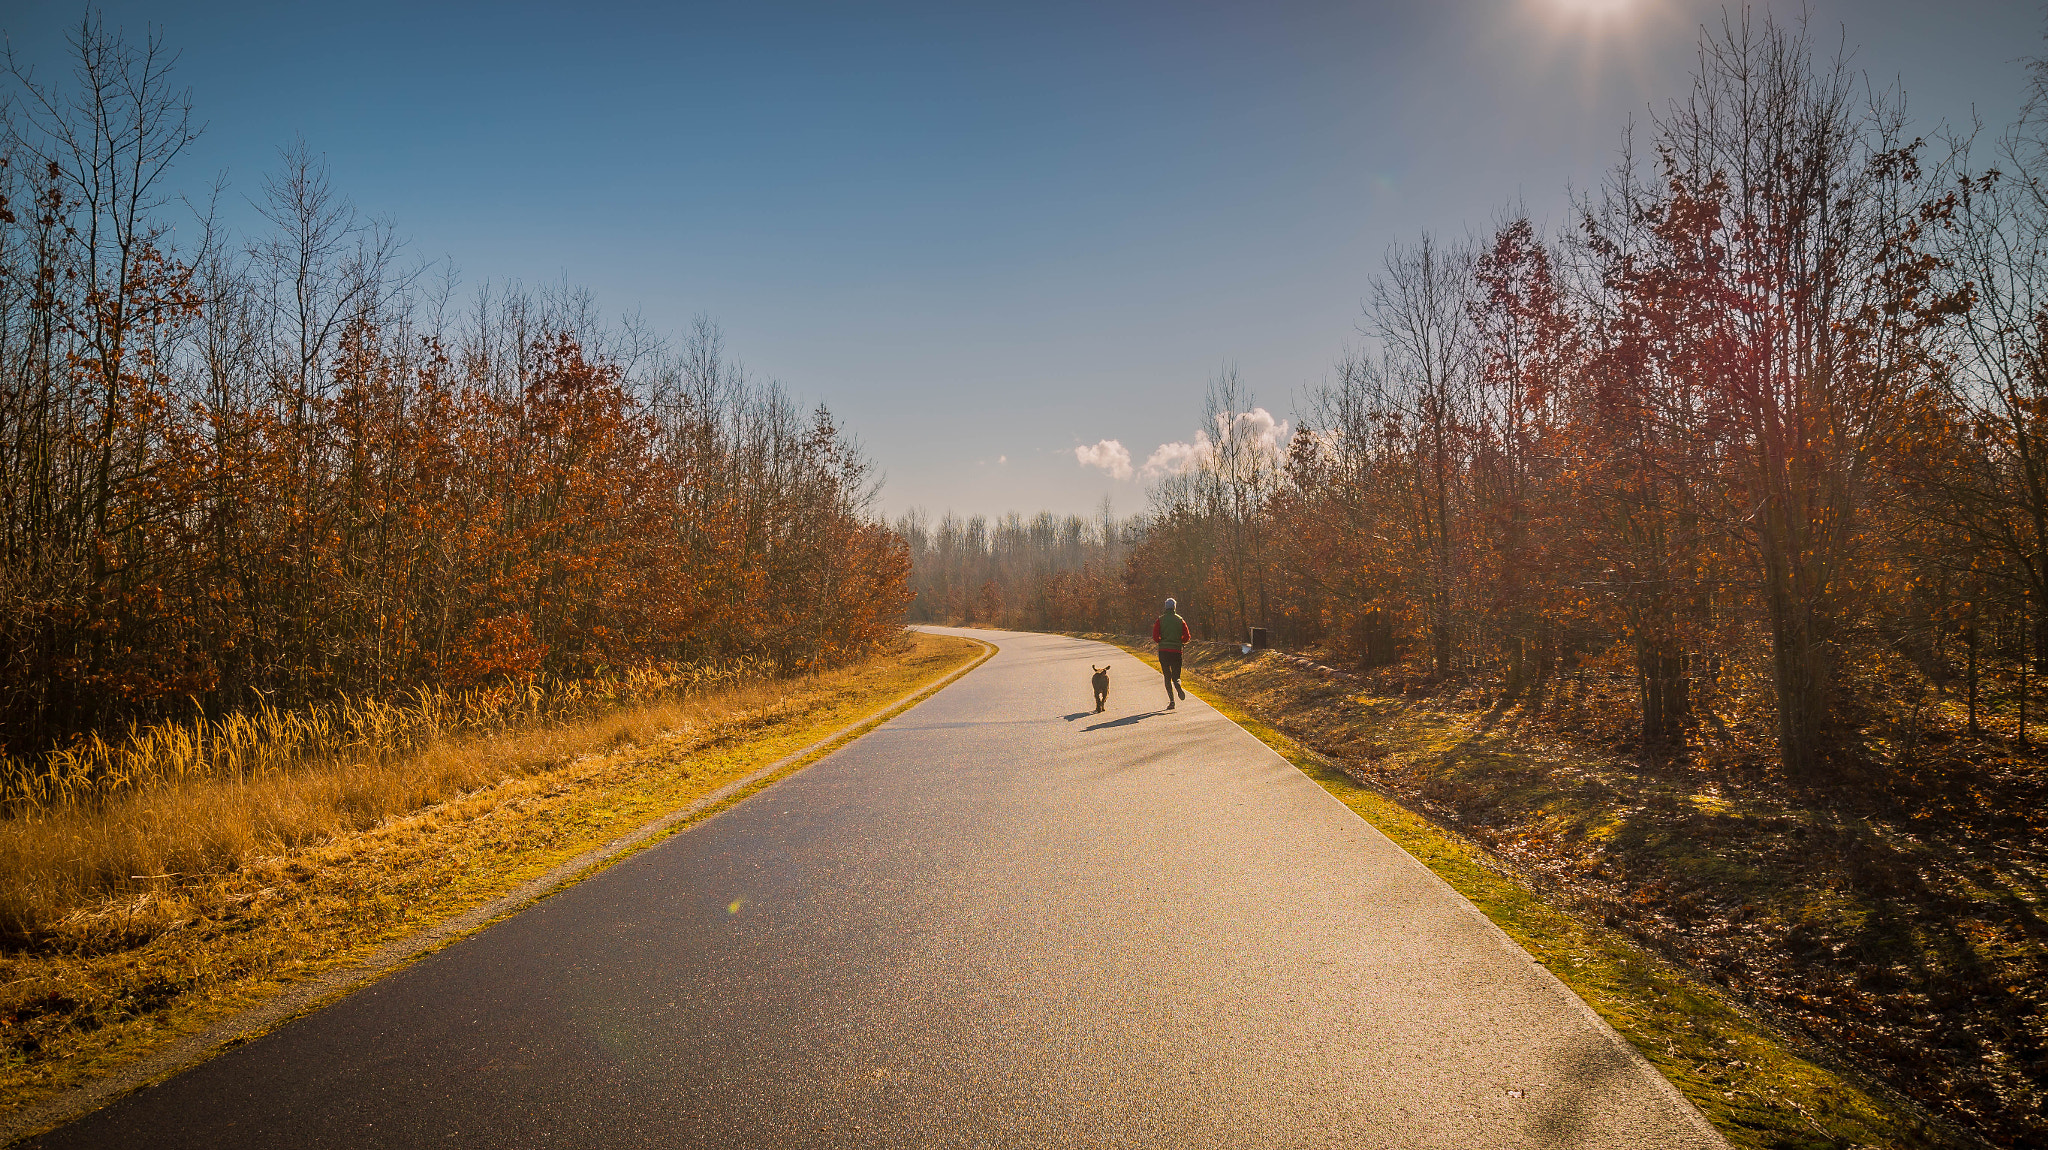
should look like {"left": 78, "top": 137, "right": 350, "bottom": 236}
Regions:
{"left": 34, "top": 628, "right": 1726, "bottom": 1149}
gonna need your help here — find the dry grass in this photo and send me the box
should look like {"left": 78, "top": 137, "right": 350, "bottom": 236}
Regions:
{"left": 0, "top": 632, "right": 985, "bottom": 1118}
{"left": 1, "top": 659, "right": 770, "bottom": 808}
{"left": 0, "top": 660, "right": 773, "bottom": 949}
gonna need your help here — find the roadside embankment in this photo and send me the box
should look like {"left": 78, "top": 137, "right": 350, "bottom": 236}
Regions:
{"left": 1093, "top": 634, "right": 1980, "bottom": 1150}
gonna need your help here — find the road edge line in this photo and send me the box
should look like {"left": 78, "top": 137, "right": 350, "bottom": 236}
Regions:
{"left": 1083, "top": 633, "right": 1730, "bottom": 1148}
{"left": 2, "top": 636, "right": 999, "bottom": 1146}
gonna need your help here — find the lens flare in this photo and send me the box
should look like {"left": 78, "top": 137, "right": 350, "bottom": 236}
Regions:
{"left": 1547, "top": 0, "right": 1635, "bottom": 14}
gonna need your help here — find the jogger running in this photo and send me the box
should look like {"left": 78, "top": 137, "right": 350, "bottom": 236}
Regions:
{"left": 1153, "top": 598, "right": 1190, "bottom": 710}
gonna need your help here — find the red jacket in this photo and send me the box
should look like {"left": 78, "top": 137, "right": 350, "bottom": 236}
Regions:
{"left": 1152, "top": 612, "right": 1190, "bottom": 652}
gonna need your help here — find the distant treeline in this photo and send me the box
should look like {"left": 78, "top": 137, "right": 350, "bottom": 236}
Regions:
{"left": 898, "top": 506, "right": 1137, "bottom": 631}
{"left": 0, "top": 20, "right": 907, "bottom": 753}
{"left": 908, "top": 14, "right": 2048, "bottom": 778}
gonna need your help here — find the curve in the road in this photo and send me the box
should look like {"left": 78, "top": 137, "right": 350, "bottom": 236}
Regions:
{"left": 29, "top": 629, "right": 1726, "bottom": 1149}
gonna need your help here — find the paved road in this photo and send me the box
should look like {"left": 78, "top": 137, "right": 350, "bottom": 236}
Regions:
{"left": 33, "top": 629, "right": 1725, "bottom": 1149}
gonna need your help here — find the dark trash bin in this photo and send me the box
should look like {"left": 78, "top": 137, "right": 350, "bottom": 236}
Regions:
{"left": 1249, "top": 627, "right": 1269, "bottom": 651}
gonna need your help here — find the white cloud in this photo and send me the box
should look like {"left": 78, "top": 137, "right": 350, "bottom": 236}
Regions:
{"left": 1079, "top": 410, "right": 1294, "bottom": 486}
{"left": 1141, "top": 432, "right": 1213, "bottom": 478}
{"left": 1139, "top": 408, "right": 1293, "bottom": 480}
{"left": 998, "top": 454, "right": 1007, "bottom": 464}
{"left": 1074, "top": 439, "right": 1133, "bottom": 480}
{"left": 1217, "top": 407, "right": 1291, "bottom": 468}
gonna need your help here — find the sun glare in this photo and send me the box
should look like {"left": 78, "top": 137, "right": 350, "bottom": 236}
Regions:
{"left": 1504, "top": 0, "right": 1672, "bottom": 118}
{"left": 1546, "top": 0, "right": 1636, "bottom": 16}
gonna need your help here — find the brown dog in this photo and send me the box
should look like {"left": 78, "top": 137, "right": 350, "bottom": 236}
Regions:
{"left": 1091, "top": 665, "right": 1110, "bottom": 713}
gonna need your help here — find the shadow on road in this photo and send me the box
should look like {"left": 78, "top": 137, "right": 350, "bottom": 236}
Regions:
{"left": 1082, "top": 711, "right": 1169, "bottom": 732}
{"left": 1528, "top": 1040, "right": 1649, "bottom": 1147}
{"left": 893, "top": 718, "right": 1049, "bottom": 731}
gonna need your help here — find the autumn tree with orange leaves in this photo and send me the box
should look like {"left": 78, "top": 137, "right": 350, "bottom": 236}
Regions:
{"left": 0, "top": 18, "right": 908, "bottom": 754}
{"left": 911, "top": 12, "right": 2040, "bottom": 782}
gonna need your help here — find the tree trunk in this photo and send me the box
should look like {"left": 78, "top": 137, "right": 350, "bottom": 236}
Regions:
{"left": 1769, "top": 611, "right": 1831, "bottom": 775}
{"left": 1759, "top": 517, "right": 1835, "bottom": 777}
{"left": 1637, "top": 629, "right": 1689, "bottom": 748}
{"left": 1505, "top": 633, "right": 1529, "bottom": 697}
{"left": 2021, "top": 605, "right": 2031, "bottom": 747}
{"left": 1967, "top": 619, "right": 1981, "bottom": 737}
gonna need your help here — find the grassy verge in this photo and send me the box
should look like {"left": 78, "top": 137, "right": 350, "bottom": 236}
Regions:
{"left": 0, "top": 631, "right": 988, "bottom": 1125}
{"left": 1096, "top": 635, "right": 1960, "bottom": 1150}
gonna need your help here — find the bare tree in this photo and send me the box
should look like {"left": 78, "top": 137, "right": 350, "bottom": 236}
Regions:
{"left": 1364, "top": 232, "right": 1475, "bottom": 673}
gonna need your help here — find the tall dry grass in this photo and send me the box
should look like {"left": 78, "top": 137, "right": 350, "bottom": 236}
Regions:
{"left": 0, "top": 658, "right": 792, "bottom": 948}
{"left": 1, "top": 659, "right": 771, "bottom": 809}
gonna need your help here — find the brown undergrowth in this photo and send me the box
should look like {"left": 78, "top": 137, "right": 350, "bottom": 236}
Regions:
{"left": 1162, "top": 638, "right": 2041, "bottom": 1149}
{"left": 0, "top": 631, "right": 984, "bottom": 1121}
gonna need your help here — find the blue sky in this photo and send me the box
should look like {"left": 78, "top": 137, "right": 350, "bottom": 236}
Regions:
{"left": 4, "top": 1, "right": 2041, "bottom": 519}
